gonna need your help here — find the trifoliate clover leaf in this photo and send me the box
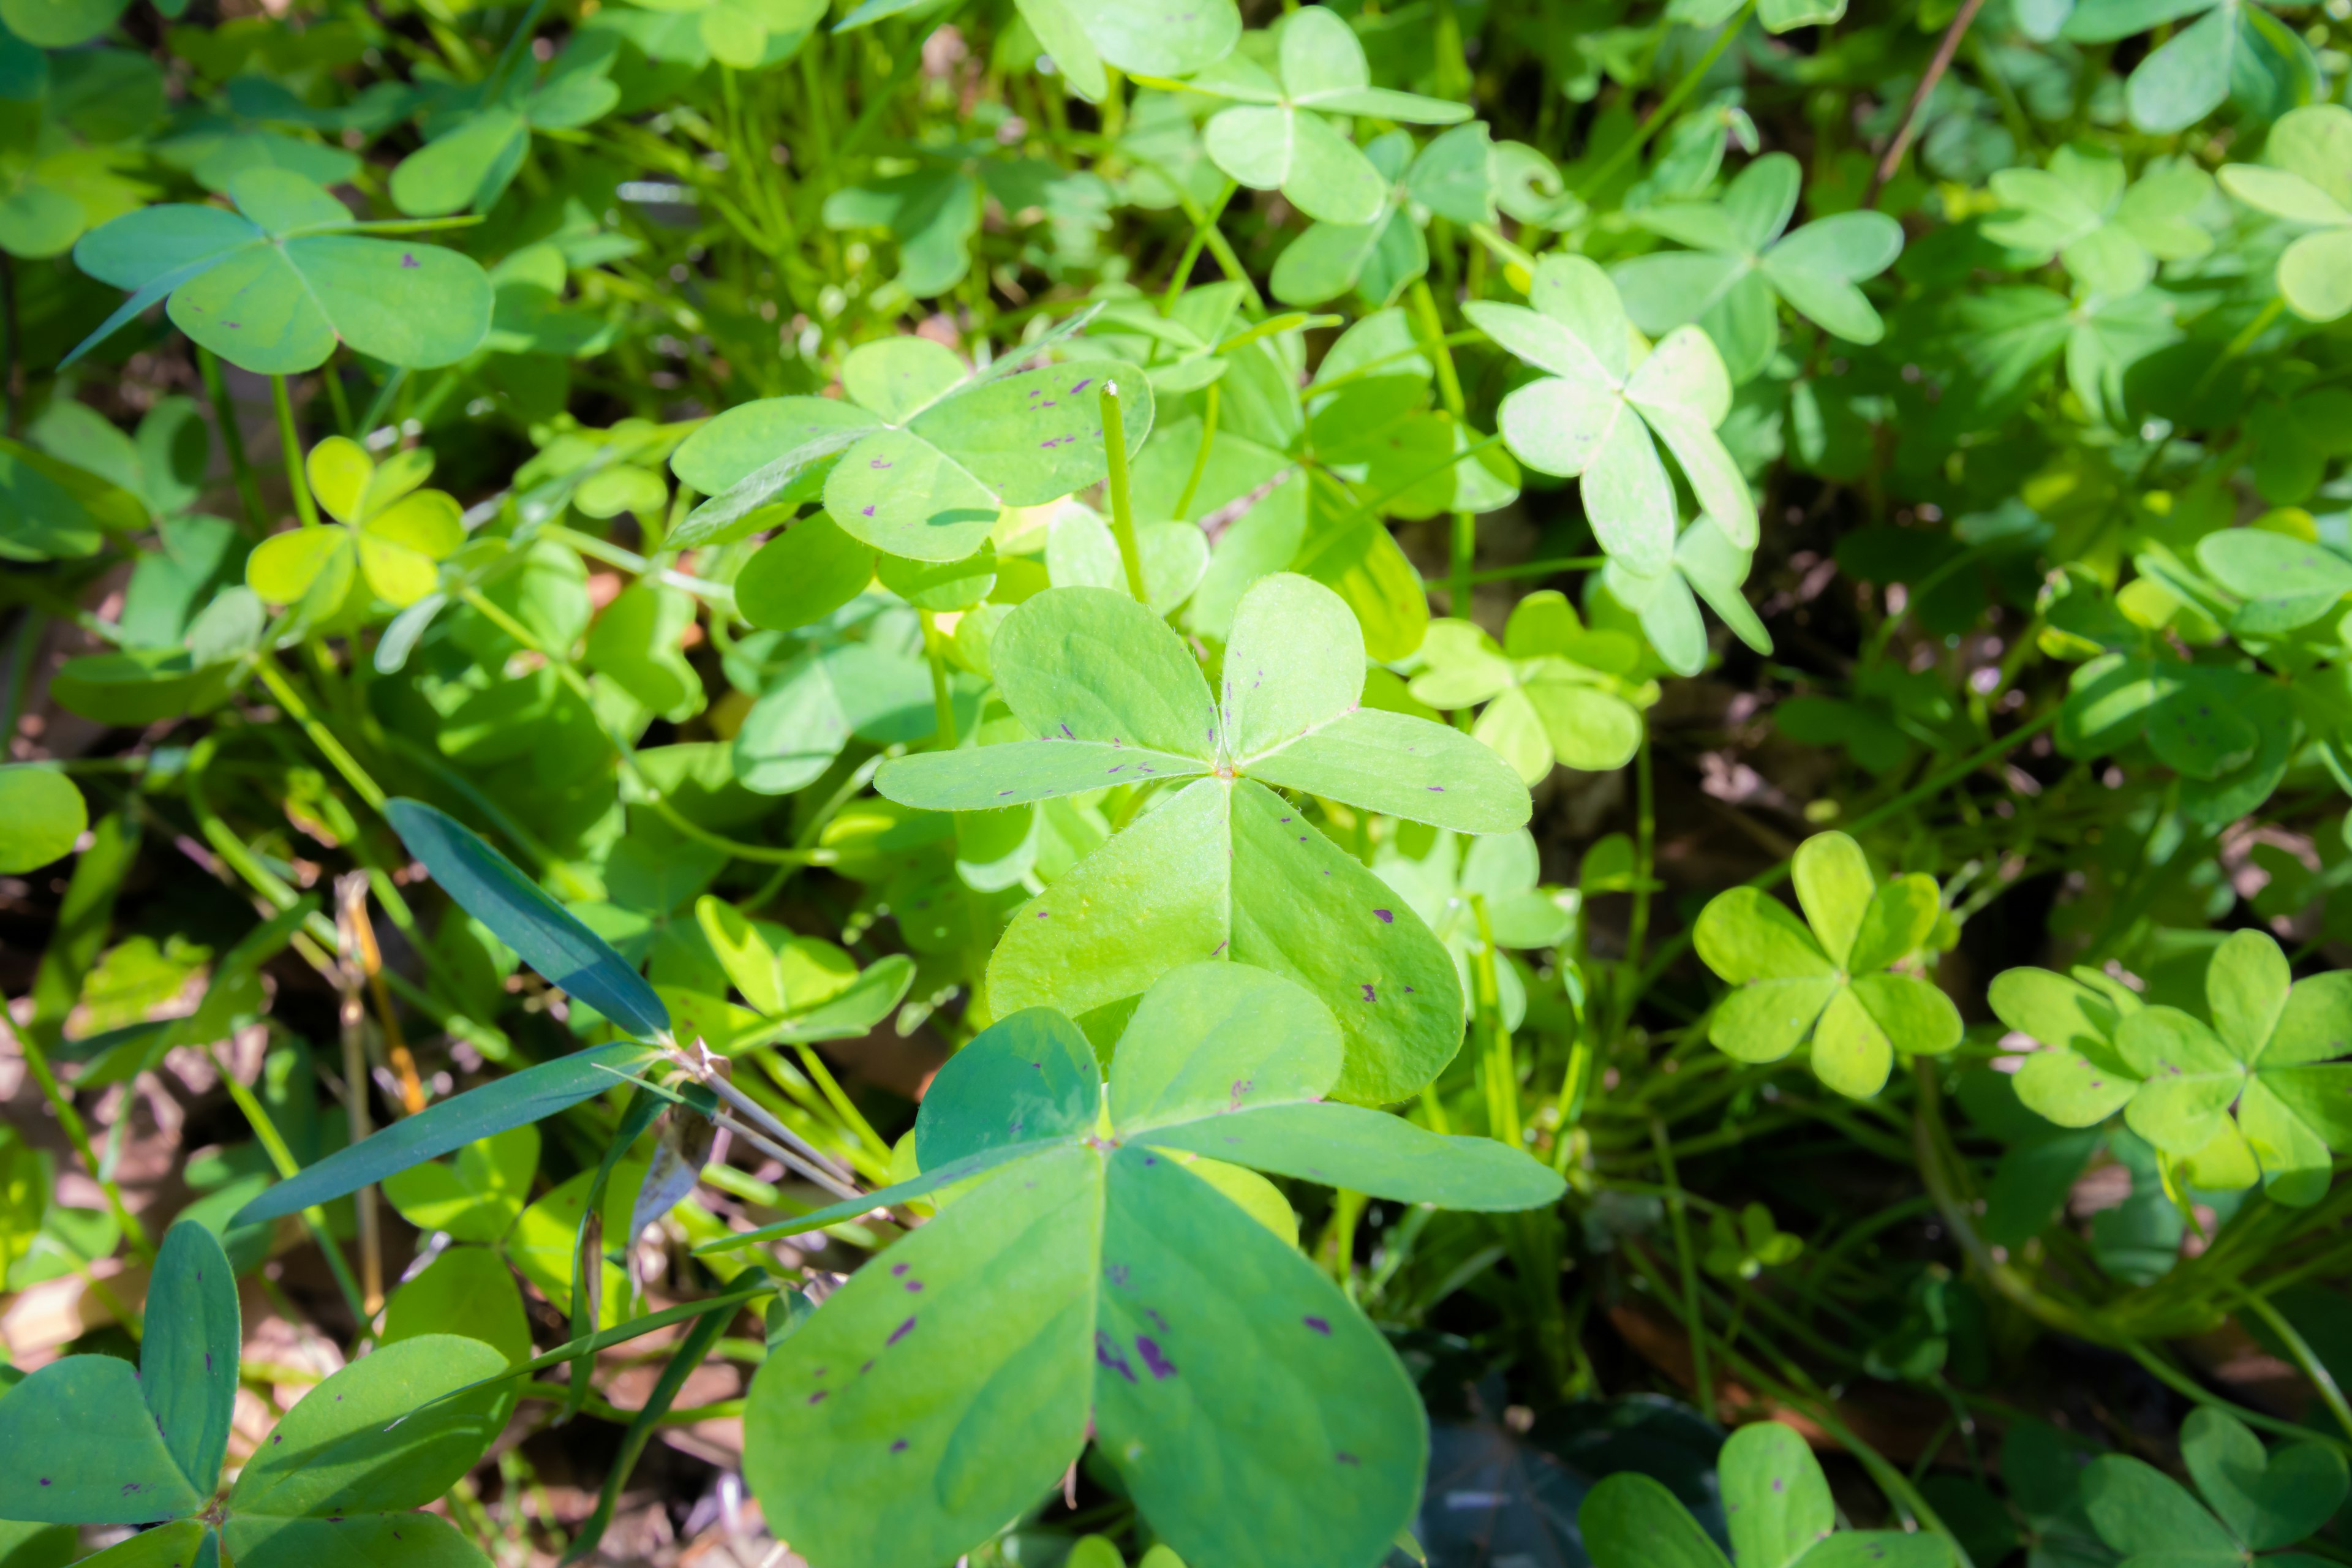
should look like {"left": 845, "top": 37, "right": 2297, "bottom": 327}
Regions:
{"left": 2194, "top": 527, "right": 2352, "bottom": 635}
{"left": 1469, "top": 255, "right": 1755, "bottom": 579}
{"left": 1983, "top": 145, "right": 2216, "bottom": 299}
{"left": 692, "top": 895, "right": 916, "bottom": 1046}
{"left": 1994, "top": 930, "right": 2352, "bottom": 1205}
{"left": 2059, "top": 652, "right": 2272, "bottom": 780}
{"left": 669, "top": 324, "right": 1151, "bottom": 560}
{"left": 2061, "top": 0, "right": 2309, "bottom": 134}
{"left": 1694, "top": 831, "right": 1961, "bottom": 1098}
{"left": 246, "top": 435, "right": 465, "bottom": 611}
{"left": 1600, "top": 514, "right": 1773, "bottom": 678}
{"left": 1373, "top": 826, "right": 1577, "bottom": 1031}
{"left": 1271, "top": 123, "right": 1497, "bottom": 307}
{"left": 722, "top": 962, "right": 1566, "bottom": 1568}
{"left": 64, "top": 168, "right": 494, "bottom": 374}
{"left": 2218, "top": 105, "right": 2352, "bottom": 323}
{"left": 390, "top": 34, "right": 627, "bottom": 215}
{"left": 1406, "top": 594, "right": 1656, "bottom": 782}
{"left": 0, "top": 1218, "right": 507, "bottom": 1568}
{"left": 1703, "top": 1201, "right": 1804, "bottom": 1280}
{"left": 1188, "top": 6, "right": 1472, "bottom": 227}
{"left": 2085, "top": 1409, "right": 2349, "bottom": 1566}
{"left": 876, "top": 573, "right": 1531, "bottom": 1104}
{"left": 1611, "top": 153, "right": 1905, "bottom": 383}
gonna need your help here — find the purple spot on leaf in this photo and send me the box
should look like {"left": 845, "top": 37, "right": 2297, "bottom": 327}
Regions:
{"left": 888, "top": 1316, "right": 916, "bottom": 1346}
{"left": 1097, "top": 1330, "right": 1136, "bottom": 1382}
{"left": 1374, "top": 909, "right": 1393, "bottom": 924}
{"left": 1137, "top": 1336, "right": 1177, "bottom": 1379}
{"left": 1304, "top": 1316, "right": 1331, "bottom": 1335}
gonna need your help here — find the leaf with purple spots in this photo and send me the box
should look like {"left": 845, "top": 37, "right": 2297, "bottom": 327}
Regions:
{"left": 67, "top": 169, "right": 492, "bottom": 375}
{"left": 0, "top": 1354, "right": 205, "bottom": 1523}
{"left": 139, "top": 1220, "right": 241, "bottom": 1498}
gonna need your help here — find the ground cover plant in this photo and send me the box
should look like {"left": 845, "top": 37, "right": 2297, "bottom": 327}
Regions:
{"left": 4, "top": 0, "right": 2352, "bottom": 1560}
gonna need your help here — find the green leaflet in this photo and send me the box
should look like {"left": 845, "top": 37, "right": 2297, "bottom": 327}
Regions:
{"left": 1191, "top": 9, "right": 1469, "bottom": 226}
{"left": 1997, "top": 929, "right": 2352, "bottom": 1203}
{"left": 0, "top": 1354, "right": 206, "bottom": 1523}
{"left": 670, "top": 325, "right": 1154, "bottom": 560}
{"left": 736, "top": 962, "right": 1560, "bottom": 1568}
{"left": 1472, "top": 256, "right": 1754, "bottom": 581}
{"left": 66, "top": 169, "right": 492, "bottom": 374}
{"left": 1579, "top": 1423, "right": 1953, "bottom": 1568}
{"left": 1615, "top": 153, "right": 1905, "bottom": 382}
{"left": 1693, "top": 832, "right": 1960, "bottom": 1097}
{"left": 227, "top": 1335, "right": 510, "bottom": 1517}
{"left": 1407, "top": 598, "right": 1655, "bottom": 783}
{"left": 381, "top": 1124, "right": 539, "bottom": 1242}
{"left": 878, "top": 573, "right": 1528, "bottom": 1102}
{"left": 0, "top": 766, "right": 88, "bottom": 875}
{"left": 141, "top": 1220, "right": 241, "bottom": 1497}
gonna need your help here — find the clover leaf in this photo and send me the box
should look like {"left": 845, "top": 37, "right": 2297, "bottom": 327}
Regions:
{"left": 1186, "top": 7, "right": 1472, "bottom": 227}
{"left": 0, "top": 1218, "right": 508, "bottom": 1568}
{"left": 390, "top": 33, "right": 627, "bottom": 216}
{"left": 1407, "top": 593, "right": 1657, "bottom": 782}
{"left": 876, "top": 573, "right": 1531, "bottom": 1104}
{"left": 719, "top": 962, "right": 1565, "bottom": 1568}
{"left": 1694, "top": 831, "right": 1961, "bottom": 1098}
{"left": 2218, "top": 105, "right": 2352, "bottom": 323}
{"left": 1373, "top": 826, "right": 1577, "bottom": 1031}
{"left": 2060, "top": 0, "right": 2306, "bottom": 134}
{"left": 1270, "top": 123, "right": 1497, "bottom": 307}
{"left": 2194, "top": 527, "right": 2352, "bottom": 635}
{"left": 685, "top": 894, "right": 916, "bottom": 1049}
{"left": 2084, "top": 1410, "right": 2348, "bottom": 1567}
{"left": 1470, "top": 255, "right": 1755, "bottom": 580}
{"left": 669, "top": 324, "right": 1152, "bottom": 561}
{"left": 1582, "top": 1422, "right": 1951, "bottom": 1568}
{"left": 0, "top": 764, "right": 86, "bottom": 874}
{"left": 1983, "top": 145, "right": 2215, "bottom": 300}
{"left": 64, "top": 168, "right": 494, "bottom": 374}
{"left": 1994, "top": 930, "right": 2352, "bottom": 1205}
{"left": 1611, "top": 153, "right": 1905, "bottom": 383}
{"left": 246, "top": 435, "right": 466, "bottom": 612}
{"left": 1601, "top": 513, "right": 1774, "bottom": 678}
{"left": 1703, "top": 1200, "right": 1804, "bottom": 1280}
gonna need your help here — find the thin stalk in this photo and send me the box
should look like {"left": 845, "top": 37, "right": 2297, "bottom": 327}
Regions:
{"left": 207, "top": 1041, "right": 372, "bottom": 1330}
{"left": 1471, "top": 895, "right": 1520, "bottom": 1147}
{"left": 1469, "top": 556, "right": 1608, "bottom": 585}
{"left": 359, "top": 366, "right": 408, "bottom": 440}
{"left": 712, "top": 1110, "right": 862, "bottom": 1201}
{"left": 794, "top": 1043, "right": 890, "bottom": 1164}
{"left": 201, "top": 347, "right": 270, "bottom": 535}
{"left": 1162, "top": 181, "right": 1237, "bottom": 310}
{"left": 688, "top": 1055, "right": 857, "bottom": 1186}
{"left": 252, "top": 656, "right": 389, "bottom": 812}
{"left": 1172, "top": 382, "right": 1221, "bottom": 522}
{"left": 9, "top": 1012, "right": 154, "bottom": 1264}
{"left": 1651, "top": 1118, "right": 1713, "bottom": 1417}
{"left": 271, "top": 375, "right": 320, "bottom": 529}
{"left": 1098, "top": 379, "right": 1150, "bottom": 602}
{"left": 920, "top": 611, "right": 958, "bottom": 748}
{"left": 333, "top": 876, "right": 385, "bottom": 1314}
{"left": 1, "top": 252, "right": 17, "bottom": 438}
{"left": 2237, "top": 1289, "right": 2352, "bottom": 1442}
{"left": 1866, "top": 0, "right": 1986, "bottom": 205}
{"left": 1577, "top": 0, "right": 1755, "bottom": 198}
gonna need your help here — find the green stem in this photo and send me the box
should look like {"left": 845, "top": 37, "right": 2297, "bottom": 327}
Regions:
{"left": 1578, "top": 0, "right": 1754, "bottom": 198}
{"left": 1469, "top": 556, "right": 1608, "bottom": 585}
{"left": 252, "top": 655, "right": 389, "bottom": 813}
{"left": 1162, "top": 181, "right": 1237, "bottom": 311}
{"left": 206, "top": 1040, "right": 372, "bottom": 1331}
{"left": 2237, "top": 1289, "right": 2352, "bottom": 1443}
{"left": 202, "top": 347, "right": 270, "bottom": 536}
{"left": 271, "top": 374, "right": 320, "bottom": 529}
{"left": 10, "top": 1014, "right": 154, "bottom": 1264}
{"left": 921, "top": 610, "right": 959, "bottom": 749}
{"left": 1098, "top": 379, "right": 1150, "bottom": 603}
{"left": 1172, "top": 381, "right": 1221, "bottom": 522}
{"left": 1651, "top": 1118, "right": 1713, "bottom": 1417}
